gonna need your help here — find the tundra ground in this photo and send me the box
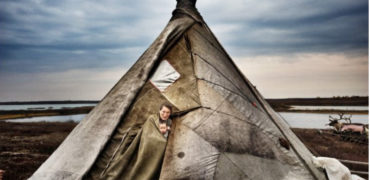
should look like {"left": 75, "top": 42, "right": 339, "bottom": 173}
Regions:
{"left": 0, "top": 122, "right": 367, "bottom": 180}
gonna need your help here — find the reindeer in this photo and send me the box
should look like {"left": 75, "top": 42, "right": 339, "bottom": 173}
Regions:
{"left": 327, "top": 113, "right": 351, "bottom": 132}
{"left": 327, "top": 113, "right": 368, "bottom": 135}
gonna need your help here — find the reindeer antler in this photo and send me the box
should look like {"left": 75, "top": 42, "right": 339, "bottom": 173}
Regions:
{"left": 338, "top": 112, "right": 344, "bottom": 119}
{"left": 343, "top": 114, "right": 352, "bottom": 123}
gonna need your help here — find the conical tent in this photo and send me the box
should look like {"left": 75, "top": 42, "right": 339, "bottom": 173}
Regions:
{"left": 30, "top": 0, "right": 326, "bottom": 179}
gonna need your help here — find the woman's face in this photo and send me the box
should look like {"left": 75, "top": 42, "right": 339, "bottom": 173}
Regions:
{"left": 159, "top": 106, "right": 171, "bottom": 121}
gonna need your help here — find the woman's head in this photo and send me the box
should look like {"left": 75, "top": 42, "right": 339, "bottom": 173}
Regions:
{"left": 159, "top": 103, "right": 172, "bottom": 121}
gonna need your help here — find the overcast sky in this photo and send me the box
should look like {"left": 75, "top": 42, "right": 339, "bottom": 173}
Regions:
{"left": 0, "top": 0, "right": 368, "bottom": 101}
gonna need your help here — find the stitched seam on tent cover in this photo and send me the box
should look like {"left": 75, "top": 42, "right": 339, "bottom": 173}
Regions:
{"left": 193, "top": 53, "right": 258, "bottom": 109}
{"left": 197, "top": 78, "right": 266, "bottom": 115}
{"left": 194, "top": 52, "right": 253, "bottom": 103}
{"left": 191, "top": 27, "right": 264, "bottom": 110}
{"left": 186, "top": 107, "right": 283, "bottom": 152}
{"left": 192, "top": 26, "right": 225, "bottom": 56}
{"left": 193, "top": 96, "right": 228, "bottom": 130}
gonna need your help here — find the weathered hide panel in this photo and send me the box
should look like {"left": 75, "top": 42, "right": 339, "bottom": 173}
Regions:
{"left": 160, "top": 21, "right": 323, "bottom": 179}
{"left": 161, "top": 107, "right": 313, "bottom": 179}
{"left": 214, "top": 154, "right": 250, "bottom": 180}
{"left": 160, "top": 121, "right": 220, "bottom": 180}
{"left": 215, "top": 153, "right": 296, "bottom": 180}
{"left": 197, "top": 80, "right": 281, "bottom": 139}
{"left": 188, "top": 23, "right": 263, "bottom": 111}
{"left": 192, "top": 19, "right": 326, "bottom": 179}
{"left": 251, "top": 89, "right": 327, "bottom": 179}
{"left": 161, "top": 37, "right": 200, "bottom": 110}
{"left": 188, "top": 21, "right": 325, "bottom": 179}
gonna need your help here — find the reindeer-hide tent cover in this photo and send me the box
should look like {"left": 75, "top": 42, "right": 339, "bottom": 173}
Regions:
{"left": 30, "top": 1, "right": 326, "bottom": 179}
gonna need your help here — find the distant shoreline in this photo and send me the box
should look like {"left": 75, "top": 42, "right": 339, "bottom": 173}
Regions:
{"left": 0, "top": 106, "right": 367, "bottom": 121}
{"left": 266, "top": 96, "right": 368, "bottom": 106}
{"left": 0, "top": 96, "right": 367, "bottom": 106}
{"left": 278, "top": 109, "right": 368, "bottom": 115}
{"left": 0, "top": 100, "right": 100, "bottom": 105}
{"left": 0, "top": 97, "right": 367, "bottom": 120}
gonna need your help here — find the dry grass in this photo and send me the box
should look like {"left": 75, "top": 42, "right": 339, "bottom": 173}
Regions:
{"left": 292, "top": 128, "right": 368, "bottom": 161}
{"left": 0, "top": 121, "right": 77, "bottom": 180}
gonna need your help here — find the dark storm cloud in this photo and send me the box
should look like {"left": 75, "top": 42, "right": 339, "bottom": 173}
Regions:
{"left": 0, "top": 42, "right": 144, "bottom": 73}
{"left": 198, "top": 0, "right": 368, "bottom": 56}
{"left": 0, "top": 0, "right": 367, "bottom": 73}
{"left": 242, "top": 5, "right": 368, "bottom": 54}
{"left": 0, "top": 0, "right": 175, "bottom": 74}
{"left": 0, "top": 0, "right": 367, "bottom": 101}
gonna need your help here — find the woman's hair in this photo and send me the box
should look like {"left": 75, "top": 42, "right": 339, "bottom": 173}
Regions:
{"left": 159, "top": 102, "right": 173, "bottom": 113}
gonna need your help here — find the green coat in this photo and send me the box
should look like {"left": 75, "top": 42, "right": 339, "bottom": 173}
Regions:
{"left": 100, "top": 115, "right": 168, "bottom": 180}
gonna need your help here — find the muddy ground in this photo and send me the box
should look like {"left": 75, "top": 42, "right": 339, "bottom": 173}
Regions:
{"left": 0, "top": 122, "right": 368, "bottom": 180}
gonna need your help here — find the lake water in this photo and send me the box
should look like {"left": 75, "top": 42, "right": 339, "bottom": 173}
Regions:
{"left": 290, "top": 105, "right": 368, "bottom": 111}
{"left": 279, "top": 112, "right": 369, "bottom": 129}
{"left": 5, "top": 114, "right": 86, "bottom": 123}
{"left": 0, "top": 104, "right": 97, "bottom": 110}
{"left": 5, "top": 112, "right": 369, "bottom": 129}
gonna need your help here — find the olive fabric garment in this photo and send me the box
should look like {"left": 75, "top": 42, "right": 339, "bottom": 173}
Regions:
{"left": 97, "top": 115, "right": 167, "bottom": 180}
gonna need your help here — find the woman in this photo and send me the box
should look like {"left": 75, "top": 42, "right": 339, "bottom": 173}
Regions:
{"left": 99, "top": 103, "right": 173, "bottom": 180}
